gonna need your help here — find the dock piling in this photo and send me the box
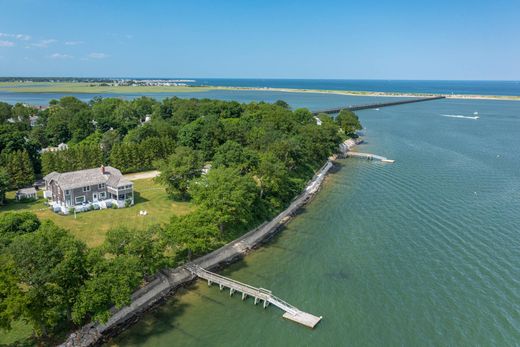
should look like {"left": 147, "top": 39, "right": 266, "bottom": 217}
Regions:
{"left": 186, "top": 264, "right": 322, "bottom": 328}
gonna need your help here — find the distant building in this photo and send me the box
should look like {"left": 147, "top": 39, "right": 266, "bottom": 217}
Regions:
{"left": 43, "top": 166, "right": 134, "bottom": 213}
{"left": 16, "top": 187, "right": 38, "bottom": 201}
{"left": 41, "top": 142, "right": 69, "bottom": 153}
{"left": 29, "top": 116, "right": 39, "bottom": 127}
{"left": 201, "top": 163, "right": 212, "bottom": 175}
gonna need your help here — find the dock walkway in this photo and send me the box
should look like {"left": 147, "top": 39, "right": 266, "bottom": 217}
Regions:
{"left": 186, "top": 264, "right": 322, "bottom": 328}
{"left": 346, "top": 151, "right": 395, "bottom": 163}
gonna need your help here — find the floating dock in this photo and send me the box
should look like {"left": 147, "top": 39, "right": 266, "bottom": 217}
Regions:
{"left": 186, "top": 265, "right": 322, "bottom": 328}
{"left": 346, "top": 151, "right": 395, "bottom": 163}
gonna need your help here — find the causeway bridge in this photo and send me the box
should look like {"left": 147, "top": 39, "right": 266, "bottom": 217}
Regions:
{"left": 186, "top": 264, "right": 322, "bottom": 328}
{"left": 313, "top": 95, "right": 445, "bottom": 115}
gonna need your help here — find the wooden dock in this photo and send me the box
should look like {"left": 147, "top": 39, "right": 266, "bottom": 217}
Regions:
{"left": 347, "top": 151, "right": 395, "bottom": 163}
{"left": 186, "top": 265, "right": 322, "bottom": 328}
{"left": 313, "top": 95, "right": 445, "bottom": 115}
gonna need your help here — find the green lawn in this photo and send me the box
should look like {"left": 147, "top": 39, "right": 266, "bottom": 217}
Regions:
{"left": 0, "top": 320, "right": 34, "bottom": 346}
{"left": 0, "top": 178, "right": 193, "bottom": 247}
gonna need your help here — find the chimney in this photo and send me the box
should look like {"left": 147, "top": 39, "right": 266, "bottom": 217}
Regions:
{"left": 101, "top": 165, "right": 106, "bottom": 174}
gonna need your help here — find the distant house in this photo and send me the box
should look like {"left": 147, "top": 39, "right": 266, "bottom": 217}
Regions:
{"left": 43, "top": 166, "right": 134, "bottom": 213}
{"left": 201, "top": 163, "right": 212, "bottom": 175}
{"left": 41, "top": 142, "right": 69, "bottom": 153}
{"left": 16, "top": 187, "right": 38, "bottom": 201}
{"left": 29, "top": 115, "right": 39, "bottom": 127}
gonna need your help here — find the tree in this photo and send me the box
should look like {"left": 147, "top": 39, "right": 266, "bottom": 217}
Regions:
{"left": 155, "top": 146, "right": 204, "bottom": 200}
{"left": 274, "top": 100, "right": 290, "bottom": 109}
{"left": 0, "top": 102, "right": 12, "bottom": 123}
{"left": 336, "top": 109, "right": 362, "bottom": 135}
{"left": 255, "top": 152, "right": 292, "bottom": 208}
{"left": 72, "top": 252, "right": 142, "bottom": 324}
{"left": 166, "top": 211, "right": 222, "bottom": 261}
{"left": 2, "top": 150, "right": 35, "bottom": 189}
{"left": 69, "top": 109, "right": 95, "bottom": 144}
{"left": 189, "top": 167, "right": 259, "bottom": 233}
{"left": 0, "top": 168, "right": 9, "bottom": 205}
{"left": 177, "top": 115, "right": 225, "bottom": 160}
{"left": 91, "top": 98, "right": 124, "bottom": 132}
{"left": 11, "top": 103, "right": 34, "bottom": 123}
{"left": 130, "top": 96, "right": 158, "bottom": 122}
{"left": 103, "top": 226, "right": 167, "bottom": 276}
{"left": 212, "top": 140, "right": 258, "bottom": 174}
{"left": 0, "top": 212, "right": 40, "bottom": 248}
{"left": 100, "top": 129, "right": 121, "bottom": 154}
{"left": 2, "top": 221, "right": 88, "bottom": 336}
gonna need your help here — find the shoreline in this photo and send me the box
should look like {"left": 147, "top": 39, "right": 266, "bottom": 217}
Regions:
{"left": 0, "top": 83, "right": 519, "bottom": 101}
{"left": 59, "top": 140, "right": 358, "bottom": 347}
{"left": 211, "top": 86, "right": 520, "bottom": 101}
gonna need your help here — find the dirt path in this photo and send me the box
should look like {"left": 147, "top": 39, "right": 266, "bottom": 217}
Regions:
{"left": 123, "top": 170, "right": 159, "bottom": 181}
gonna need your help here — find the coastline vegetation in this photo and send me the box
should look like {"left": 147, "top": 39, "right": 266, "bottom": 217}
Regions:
{"left": 0, "top": 96, "right": 353, "bottom": 344}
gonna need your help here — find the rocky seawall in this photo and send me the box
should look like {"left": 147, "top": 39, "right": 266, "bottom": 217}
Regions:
{"left": 60, "top": 139, "right": 357, "bottom": 347}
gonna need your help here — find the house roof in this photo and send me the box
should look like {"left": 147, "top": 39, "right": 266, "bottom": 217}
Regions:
{"left": 43, "top": 171, "right": 59, "bottom": 181}
{"left": 17, "top": 187, "right": 37, "bottom": 195}
{"left": 43, "top": 166, "right": 132, "bottom": 190}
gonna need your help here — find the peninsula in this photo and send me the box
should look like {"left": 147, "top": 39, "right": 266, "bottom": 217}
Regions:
{"left": 0, "top": 81, "right": 519, "bottom": 101}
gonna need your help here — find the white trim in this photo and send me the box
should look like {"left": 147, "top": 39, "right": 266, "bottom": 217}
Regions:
{"left": 75, "top": 196, "right": 86, "bottom": 204}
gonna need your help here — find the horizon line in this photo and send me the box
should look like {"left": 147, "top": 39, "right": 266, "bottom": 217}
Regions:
{"left": 1, "top": 76, "right": 519, "bottom": 82}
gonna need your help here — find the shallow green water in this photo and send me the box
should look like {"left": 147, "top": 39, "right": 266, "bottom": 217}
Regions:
{"left": 109, "top": 96, "right": 520, "bottom": 346}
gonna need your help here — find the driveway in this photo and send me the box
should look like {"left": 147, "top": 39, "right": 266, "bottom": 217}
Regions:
{"left": 123, "top": 170, "right": 160, "bottom": 181}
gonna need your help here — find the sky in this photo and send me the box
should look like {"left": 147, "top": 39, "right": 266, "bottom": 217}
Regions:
{"left": 0, "top": 0, "right": 519, "bottom": 80}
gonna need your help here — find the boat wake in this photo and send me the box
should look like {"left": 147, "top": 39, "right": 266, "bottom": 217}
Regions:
{"left": 441, "top": 114, "right": 480, "bottom": 120}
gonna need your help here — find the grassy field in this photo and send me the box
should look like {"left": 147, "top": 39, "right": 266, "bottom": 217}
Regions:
{"left": 0, "top": 178, "right": 193, "bottom": 247}
{"left": 0, "top": 82, "right": 212, "bottom": 94}
{"left": 0, "top": 319, "right": 34, "bottom": 346}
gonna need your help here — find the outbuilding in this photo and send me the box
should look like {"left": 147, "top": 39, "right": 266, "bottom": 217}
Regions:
{"left": 16, "top": 187, "right": 38, "bottom": 201}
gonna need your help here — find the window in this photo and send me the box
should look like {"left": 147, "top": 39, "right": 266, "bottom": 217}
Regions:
{"left": 65, "top": 190, "right": 70, "bottom": 195}
{"left": 98, "top": 183, "right": 105, "bottom": 189}
{"left": 126, "top": 185, "right": 132, "bottom": 189}
{"left": 75, "top": 196, "right": 86, "bottom": 204}
{"left": 99, "top": 192, "right": 106, "bottom": 199}
{"left": 82, "top": 186, "right": 91, "bottom": 192}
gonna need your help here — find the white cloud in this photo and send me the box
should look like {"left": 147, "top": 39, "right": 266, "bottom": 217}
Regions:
{"left": 0, "top": 33, "right": 31, "bottom": 40}
{"left": 65, "top": 40, "right": 84, "bottom": 45}
{"left": 49, "top": 53, "right": 73, "bottom": 59}
{"left": 87, "top": 52, "right": 109, "bottom": 59}
{"left": 31, "top": 39, "right": 57, "bottom": 48}
{"left": 0, "top": 40, "right": 15, "bottom": 47}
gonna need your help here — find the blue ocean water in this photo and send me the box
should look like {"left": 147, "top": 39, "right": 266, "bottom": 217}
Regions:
{"left": 187, "top": 79, "right": 520, "bottom": 96}
{"left": 108, "top": 93, "right": 520, "bottom": 347}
